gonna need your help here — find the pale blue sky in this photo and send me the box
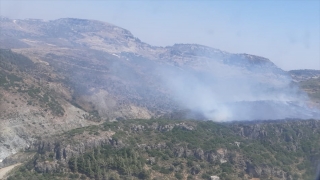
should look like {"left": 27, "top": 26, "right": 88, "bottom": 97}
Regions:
{"left": 1, "top": 0, "right": 319, "bottom": 70}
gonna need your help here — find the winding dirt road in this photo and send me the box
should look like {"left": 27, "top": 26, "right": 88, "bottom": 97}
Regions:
{"left": 0, "top": 163, "right": 21, "bottom": 179}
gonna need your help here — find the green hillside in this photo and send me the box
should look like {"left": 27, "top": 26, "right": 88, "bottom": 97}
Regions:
{"left": 5, "top": 119, "right": 320, "bottom": 180}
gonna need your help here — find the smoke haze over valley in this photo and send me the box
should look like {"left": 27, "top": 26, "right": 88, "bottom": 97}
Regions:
{"left": 156, "top": 49, "right": 318, "bottom": 121}
{"left": 0, "top": 17, "right": 319, "bottom": 122}
{"left": 0, "top": 1, "right": 320, "bottom": 179}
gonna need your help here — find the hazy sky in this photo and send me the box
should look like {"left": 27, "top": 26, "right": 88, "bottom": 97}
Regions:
{"left": 1, "top": 0, "right": 319, "bottom": 70}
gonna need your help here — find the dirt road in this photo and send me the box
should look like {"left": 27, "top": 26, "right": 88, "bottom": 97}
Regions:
{"left": 0, "top": 163, "right": 21, "bottom": 179}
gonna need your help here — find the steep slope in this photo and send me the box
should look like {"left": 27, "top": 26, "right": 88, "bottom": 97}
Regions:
{"left": 0, "top": 17, "right": 162, "bottom": 57}
{"left": 0, "top": 17, "right": 320, "bottom": 163}
{"left": 3, "top": 119, "right": 320, "bottom": 180}
{"left": 0, "top": 49, "right": 95, "bottom": 161}
{"left": 1, "top": 17, "right": 317, "bottom": 120}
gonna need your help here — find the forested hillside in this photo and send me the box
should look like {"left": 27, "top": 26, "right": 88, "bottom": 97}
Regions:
{"left": 5, "top": 119, "right": 320, "bottom": 180}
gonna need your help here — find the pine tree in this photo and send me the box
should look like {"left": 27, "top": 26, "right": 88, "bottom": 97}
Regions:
{"left": 74, "top": 157, "right": 78, "bottom": 173}
{"left": 87, "top": 159, "right": 94, "bottom": 178}
{"left": 102, "top": 168, "right": 108, "bottom": 180}
{"left": 95, "top": 163, "right": 102, "bottom": 180}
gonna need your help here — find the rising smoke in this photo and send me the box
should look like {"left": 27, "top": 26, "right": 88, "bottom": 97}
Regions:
{"left": 156, "top": 53, "right": 320, "bottom": 121}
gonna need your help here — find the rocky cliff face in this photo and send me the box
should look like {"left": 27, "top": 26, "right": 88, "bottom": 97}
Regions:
{"left": 0, "top": 17, "right": 161, "bottom": 56}
{"left": 5, "top": 119, "right": 318, "bottom": 180}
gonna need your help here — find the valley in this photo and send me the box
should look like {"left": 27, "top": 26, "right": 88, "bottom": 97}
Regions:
{"left": 0, "top": 17, "right": 319, "bottom": 180}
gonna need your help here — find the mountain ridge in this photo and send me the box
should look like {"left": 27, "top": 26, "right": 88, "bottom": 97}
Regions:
{"left": 0, "top": 17, "right": 318, "bottom": 121}
{"left": 0, "top": 17, "right": 320, "bottom": 177}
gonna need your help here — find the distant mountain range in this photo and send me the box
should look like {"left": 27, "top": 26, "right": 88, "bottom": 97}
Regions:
{"left": 0, "top": 17, "right": 320, "bottom": 164}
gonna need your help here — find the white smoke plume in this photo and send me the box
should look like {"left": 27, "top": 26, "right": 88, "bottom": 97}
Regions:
{"left": 156, "top": 54, "right": 319, "bottom": 121}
